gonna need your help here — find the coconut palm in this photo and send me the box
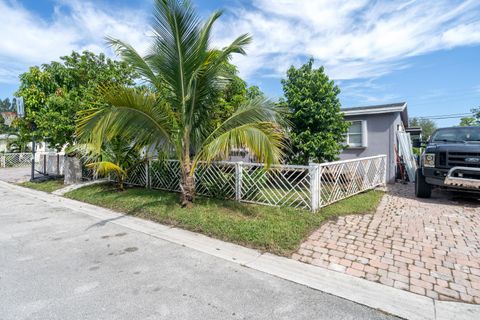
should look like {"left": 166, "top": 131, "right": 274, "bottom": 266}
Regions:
{"left": 76, "top": 0, "right": 287, "bottom": 207}
{"left": 74, "top": 138, "right": 145, "bottom": 191}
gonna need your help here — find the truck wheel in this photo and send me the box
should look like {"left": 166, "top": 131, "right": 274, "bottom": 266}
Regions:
{"left": 415, "top": 168, "right": 432, "bottom": 198}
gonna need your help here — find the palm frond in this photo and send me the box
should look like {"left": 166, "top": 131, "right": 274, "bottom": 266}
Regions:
{"left": 76, "top": 85, "right": 176, "bottom": 152}
{"left": 193, "top": 97, "right": 289, "bottom": 170}
{"left": 106, "top": 37, "right": 163, "bottom": 89}
{"left": 195, "top": 122, "right": 285, "bottom": 167}
{"left": 87, "top": 161, "right": 127, "bottom": 178}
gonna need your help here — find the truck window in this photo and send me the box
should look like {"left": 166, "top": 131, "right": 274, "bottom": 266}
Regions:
{"left": 431, "top": 127, "right": 480, "bottom": 143}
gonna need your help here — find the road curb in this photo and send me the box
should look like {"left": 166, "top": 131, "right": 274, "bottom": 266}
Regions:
{"left": 51, "top": 179, "right": 108, "bottom": 196}
{"left": 2, "top": 181, "right": 479, "bottom": 320}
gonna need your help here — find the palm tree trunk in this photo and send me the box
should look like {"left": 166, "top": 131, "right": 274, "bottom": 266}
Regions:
{"left": 117, "top": 173, "right": 125, "bottom": 191}
{"left": 181, "top": 159, "right": 195, "bottom": 208}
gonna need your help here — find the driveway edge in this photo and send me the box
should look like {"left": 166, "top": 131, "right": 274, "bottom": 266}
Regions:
{"left": 2, "top": 181, "right": 479, "bottom": 320}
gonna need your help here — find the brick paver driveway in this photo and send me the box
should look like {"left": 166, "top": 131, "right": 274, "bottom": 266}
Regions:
{"left": 293, "top": 184, "right": 480, "bottom": 303}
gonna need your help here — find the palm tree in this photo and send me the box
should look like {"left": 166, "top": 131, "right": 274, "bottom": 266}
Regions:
{"left": 76, "top": 138, "right": 145, "bottom": 191}
{"left": 76, "top": 0, "right": 287, "bottom": 207}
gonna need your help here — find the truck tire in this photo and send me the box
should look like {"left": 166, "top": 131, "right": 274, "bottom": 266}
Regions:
{"left": 415, "top": 168, "right": 432, "bottom": 198}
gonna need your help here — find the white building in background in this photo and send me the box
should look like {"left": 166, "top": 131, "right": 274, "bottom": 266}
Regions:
{"left": 0, "top": 134, "right": 16, "bottom": 152}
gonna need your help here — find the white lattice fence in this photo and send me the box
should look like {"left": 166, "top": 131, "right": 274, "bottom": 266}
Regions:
{"left": 316, "top": 155, "right": 387, "bottom": 208}
{"left": 195, "top": 162, "right": 236, "bottom": 199}
{"left": 0, "top": 153, "right": 33, "bottom": 168}
{"left": 240, "top": 163, "right": 312, "bottom": 209}
{"left": 125, "top": 163, "right": 148, "bottom": 186}
{"left": 149, "top": 160, "right": 181, "bottom": 191}
{"left": 118, "top": 155, "right": 386, "bottom": 212}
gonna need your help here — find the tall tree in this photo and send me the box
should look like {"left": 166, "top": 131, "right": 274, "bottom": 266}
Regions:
{"left": 459, "top": 107, "right": 480, "bottom": 126}
{"left": 281, "top": 58, "right": 348, "bottom": 164}
{"left": 0, "top": 115, "right": 8, "bottom": 133}
{"left": 76, "top": 0, "right": 287, "bottom": 207}
{"left": 459, "top": 117, "right": 479, "bottom": 127}
{"left": 211, "top": 63, "right": 265, "bottom": 127}
{"left": 409, "top": 118, "right": 437, "bottom": 140}
{"left": 15, "top": 51, "right": 136, "bottom": 150}
{"left": 0, "top": 98, "right": 14, "bottom": 112}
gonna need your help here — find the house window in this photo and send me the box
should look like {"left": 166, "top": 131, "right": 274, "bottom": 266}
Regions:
{"left": 347, "top": 120, "right": 367, "bottom": 148}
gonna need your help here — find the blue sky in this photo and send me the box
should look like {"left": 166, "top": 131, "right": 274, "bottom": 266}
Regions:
{"left": 1, "top": 0, "right": 480, "bottom": 127}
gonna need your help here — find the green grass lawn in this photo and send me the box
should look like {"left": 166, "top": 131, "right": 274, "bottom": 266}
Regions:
{"left": 65, "top": 184, "right": 384, "bottom": 256}
{"left": 19, "top": 179, "right": 65, "bottom": 193}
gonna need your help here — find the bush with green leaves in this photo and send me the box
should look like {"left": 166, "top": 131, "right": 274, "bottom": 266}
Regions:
{"left": 281, "top": 58, "right": 348, "bottom": 164}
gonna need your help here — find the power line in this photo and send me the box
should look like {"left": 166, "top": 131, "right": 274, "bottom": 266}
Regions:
{"left": 414, "top": 112, "right": 473, "bottom": 118}
{"left": 422, "top": 116, "right": 473, "bottom": 120}
{"left": 413, "top": 113, "right": 475, "bottom": 120}
{"left": 418, "top": 112, "right": 473, "bottom": 117}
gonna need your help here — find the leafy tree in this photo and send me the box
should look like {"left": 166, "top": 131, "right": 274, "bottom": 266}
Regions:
{"left": 459, "top": 117, "right": 479, "bottom": 127}
{"left": 0, "top": 115, "right": 8, "bottom": 133}
{"left": 15, "top": 51, "right": 136, "bottom": 150}
{"left": 409, "top": 118, "right": 437, "bottom": 141}
{"left": 76, "top": 0, "right": 287, "bottom": 207}
{"left": 0, "top": 98, "right": 15, "bottom": 112}
{"left": 211, "top": 63, "right": 265, "bottom": 127}
{"left": 459, "top": 107, "right": 480, "bottom": 126}
{"left": 280, "top": 58, "right": 348, "bottom": 164}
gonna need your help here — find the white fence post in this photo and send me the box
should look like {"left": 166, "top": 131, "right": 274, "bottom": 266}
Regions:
{"left": 235, "top": 161, "right": 243, "bottom": 201}
{"left": 309, "top": 163, "right": 320, "bottom": 212}
{"left": 382, "top": 156, "right": 387, "bottom": 186}
{"left": 1, "top": 155, "right": 5, "bottom": 168}
{"left": 145, "top": 160, "right": 150, "bottom": 188}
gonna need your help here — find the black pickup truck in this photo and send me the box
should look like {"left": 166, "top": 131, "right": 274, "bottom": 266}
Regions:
{"left": 415, "top": 126, "right": 480, "bottom": 198}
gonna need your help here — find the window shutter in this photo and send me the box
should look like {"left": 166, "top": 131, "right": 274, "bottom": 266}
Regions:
{"left": 361, "top": 120, "right": 368, "bottom": 147}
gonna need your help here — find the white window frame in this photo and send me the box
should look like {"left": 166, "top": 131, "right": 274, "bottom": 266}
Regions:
{"left": 347, "top": 120, "right": 368, "bottom": 148}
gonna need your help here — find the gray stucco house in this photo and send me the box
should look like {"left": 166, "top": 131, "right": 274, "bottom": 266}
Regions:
{"left": 339, "top": 102, "right": 409, "bottom": 183}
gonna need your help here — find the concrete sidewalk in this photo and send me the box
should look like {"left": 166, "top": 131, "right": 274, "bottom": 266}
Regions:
{"left": 1, "top": 181, "right": 479, "bottom": 319}
{"left": 0, "top": 182, "right": 395, "bottom": 320}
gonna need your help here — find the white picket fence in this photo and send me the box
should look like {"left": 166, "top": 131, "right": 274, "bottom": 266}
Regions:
{"left": 118, "top": 155, "right": 387, "bottom": 212}
{"left": 0, "top": 153, "right": 33, "bottom": 168}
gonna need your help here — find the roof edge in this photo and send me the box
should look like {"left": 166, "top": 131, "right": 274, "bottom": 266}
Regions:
{"left": 342, "top": 102, "right": 407, "bottom": 116}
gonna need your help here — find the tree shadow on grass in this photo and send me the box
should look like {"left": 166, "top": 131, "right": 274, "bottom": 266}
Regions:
{"left": 198, "top": 197, "right": 259, "bottom": 218}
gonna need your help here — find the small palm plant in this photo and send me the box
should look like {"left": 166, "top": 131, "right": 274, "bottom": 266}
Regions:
{"left": 78, "top": 138, "right": 145, "bottom": 191}
{"left": 76, "top": 0, "right": 287, "bottom": 206}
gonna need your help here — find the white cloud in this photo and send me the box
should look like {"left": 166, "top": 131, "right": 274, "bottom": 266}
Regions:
{"left": 213, "top": 0, "right": 480, "bottom": 81}
{"left": 0, "top": 0, "right": 151, "bottom": 84}
{"left": 1, "top": 0, "right": 480, "bottom": 101}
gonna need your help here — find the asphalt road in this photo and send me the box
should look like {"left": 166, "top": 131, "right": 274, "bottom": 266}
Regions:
{"left": 0, "top": 183, "right": 397, "bottom": 320}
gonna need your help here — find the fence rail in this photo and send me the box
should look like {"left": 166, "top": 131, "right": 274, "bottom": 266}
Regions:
{"left": 119, "top": 155, "right": 387, "bottom": 212}
{"left": 0, "top": 153, "right": 33, "bottom": 168}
